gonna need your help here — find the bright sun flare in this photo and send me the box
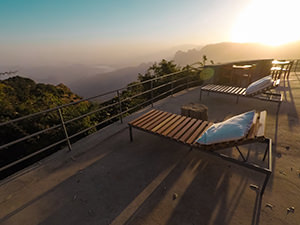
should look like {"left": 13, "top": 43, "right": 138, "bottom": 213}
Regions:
{"left": 231, "top": 0, "right": 300, "bottom": 46}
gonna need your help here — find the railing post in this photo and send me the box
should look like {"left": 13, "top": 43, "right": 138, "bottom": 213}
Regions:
{"left": 186, "top": 68, "right": 190, "bottom": 89}
{"left": 58, "top": 108, "right": 72, "bottom": 151}
{"left": 117, "top": 90, "right": 123, "bottom": 123}
{"left": 150, "top": 80, "right": 154, "bottom": 107}
{"left": 171, "top": 76, "right": 174, "bottom": 96}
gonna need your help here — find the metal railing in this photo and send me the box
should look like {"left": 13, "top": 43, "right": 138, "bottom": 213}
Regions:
{"left": 0, "top": 68, "right": 202, "bottom": 174}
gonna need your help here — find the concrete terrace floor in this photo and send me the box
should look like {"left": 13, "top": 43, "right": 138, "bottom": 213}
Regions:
{"left": 0, "top": 73, "right": 300, "bottom": 225}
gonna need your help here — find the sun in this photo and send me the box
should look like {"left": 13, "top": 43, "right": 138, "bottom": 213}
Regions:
{"left": 231, "top": 0, "right": 300, "bottom": 46}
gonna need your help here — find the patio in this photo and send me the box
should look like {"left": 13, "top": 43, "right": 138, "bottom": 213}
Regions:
{"left": 0, "top": 72, "right": 299, "bottom": 225}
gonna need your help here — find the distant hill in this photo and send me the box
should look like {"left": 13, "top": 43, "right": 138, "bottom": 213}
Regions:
{"left": 70, "top": 62, "right": 153, "bottom": 98}
{"left": 1, "top": 64, "right": 117, "bottom": 86}
{"left": 1, "top": 44, "right": 203, "bottom": 98}
{"left": 174, "top": 41, "right": 300, "bottom": 65}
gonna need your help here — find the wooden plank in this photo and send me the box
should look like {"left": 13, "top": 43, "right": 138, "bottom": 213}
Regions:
{"left": 217, "top": 85, "right": 225, "bottom": 92}
{"left": 142, "top": 111, "right": 170, "bottom": 130}
{"left": 216, "top": 86, "right": 227, "bottom": 92}
{"left": 211, "top": 85, "right": 221, "bottom": 91}
{"left": 129, "top": 109, "right": 156, "bottom": 125}
{"left": 186, "top": 121, "right": 208, "bottom": 144}
{"left": 162, "top": 116, "right": 188, "bottom": 136}
{"left": 151, "top": 114, "right": 177, "bottom": 132}
{"left": 173, "top": 118, "right": 197, "bottom": 140}
{"left": 192, "top": 122, "right": 214, "bottom": 144}
{"left": 207, "top": 84, "right": 217, "bottom": 91}
{"left": 207, "top": 84, "right": 217, "bottom": 90}
{"left": 238, "top": 88, "right": 246, "bottom": 95}
{"left": 213, "top": 85, "right": 225, "bottom": 92}
{"left": 225, "top": 86, "right": 237, "bottom": 93}
{"left": 147, "top": 112, "right": 172, "bottom": 130}
{"left": 223, "top": 85, "right": 232, "bottom": 90}
{"left": 156, "top": 114, "right": 181, "bottom": 134}
{"left": 166, "top": 117, "right": 192, "bottom": 138}
{"left": 256, "top": 111, "right": 267, "bottom": 137}
{"left": 137, "top": 110, "right": 166, "bottom": 128}
{"left": 219, "top": 85, "right": 230, "bottom": 92}
{"left": 204, "top": 84, "right": 217, "bottom": 90}
{"left": 220, "top": 86, "right": 232, "bottom": 93}
{"left": 225, "top": 86, "right": 236, "bottom": 94}
{"left": 132, "top": 110, "right": 161, "bottom": 126}
{"left": 230, "top": 87, "right": 241, "bottom": 94}
{"left": 233, "top": 87, "right": 243, "bottom": 94}
{"left": 133, "top": 110, "right": 163, "bottom": 127}
{"left": 201, "top": 84, "right": 214, "bottom": 90}
{"left": 179, "top": 120, "right": 203, "bottom": 143}
{"left": 240, "top": 89, "right": 246, "bottom": 96}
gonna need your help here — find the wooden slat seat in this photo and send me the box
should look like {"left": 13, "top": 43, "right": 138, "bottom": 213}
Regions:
{"left": 129, "top": 109, "right": 267, "bottom": 149}
{"left": 128, "top": 109, "right": 272, "bottom": 197}
{"left": 200, "top": 79, "right": 282, "bottom": 113}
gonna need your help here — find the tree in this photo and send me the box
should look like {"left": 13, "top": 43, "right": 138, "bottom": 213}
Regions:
{"left": 138, "top": 59, "right": 180, "bottom": 82}
{"left": 202, "top": 55, "right": 208, "bottom": 66}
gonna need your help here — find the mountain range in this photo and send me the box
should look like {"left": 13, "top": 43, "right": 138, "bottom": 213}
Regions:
{"left": 2, "top": 41, "right": 299, "bottom": 98}
{"left": 174, "top": 41, "right": 300, "bottom": 65}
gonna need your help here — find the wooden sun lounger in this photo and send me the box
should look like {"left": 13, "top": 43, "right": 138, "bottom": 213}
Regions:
{"left": 128, "top": 109, "right": 272, "bottom": 196}
{"left": 200, "top": 79, "right": 282, "bottom": 113}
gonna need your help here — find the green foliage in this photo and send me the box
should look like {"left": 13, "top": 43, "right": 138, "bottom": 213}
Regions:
{"left": 202, "top": 55, "right": 207, "bottom": 66}
{"left": 0, "top": 59, "right": 203, "bottom": 176}
{"left": 0, "top": 76, "right": 96, "bottom": 170}
{"left": 138, "top": 59, "right": 180, "bottom": 82}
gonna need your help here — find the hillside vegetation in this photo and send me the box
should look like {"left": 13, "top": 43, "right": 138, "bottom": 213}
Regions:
{"left": 0, "top": 76, "right": 82, "bottom": 121}
{"left": 0, "top": 60, "right": 201, "bottom": 178}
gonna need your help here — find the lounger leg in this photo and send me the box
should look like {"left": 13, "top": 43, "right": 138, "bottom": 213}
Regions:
{"left": 276, "top": 101, "right": 281, "bottom": 115}
{"left": 129, "top": 125, "right": 133, "bottom": 142}
{"left": 260, "top": 173, "right": 270, "bottom": 196}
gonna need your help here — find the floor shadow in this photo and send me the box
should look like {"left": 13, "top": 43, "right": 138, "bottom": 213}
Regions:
{"left": 286, "top": 79, "right": 299, "bottom": 129}
{"left": 124, "top": 145, "right": 265, "bottom": 225}
{"left": 294, "top": 71, "right": 300, "bottom": 81}
{"left": 280, "top": 74, "right": 299, "bottom": 129}
{"left": 0, "top": 129, "right": 189, "bottom": 225}
{"left": 250, "top": 190, "right": 263, "bottom": 225}
{"left": 165, "top": 150, "right": 263, "bottom": 225}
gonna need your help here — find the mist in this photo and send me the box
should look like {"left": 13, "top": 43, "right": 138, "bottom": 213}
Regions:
{"left": 0, "top": 41, "right": 199, "bottom": 68}
{"left": 0, "top": 41, "right": 200, "bottom": 97}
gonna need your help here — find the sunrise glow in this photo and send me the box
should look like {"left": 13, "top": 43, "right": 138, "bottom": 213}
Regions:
{"left": 231, "top": 0, "right": 300, "bottom": 46}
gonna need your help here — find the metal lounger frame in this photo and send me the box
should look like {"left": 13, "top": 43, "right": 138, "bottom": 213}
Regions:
{"left": 128, "top": 109, "right": 272, "bottom": 197}
{"left": 200, "top": 79, "right": 282, "bottom": 113}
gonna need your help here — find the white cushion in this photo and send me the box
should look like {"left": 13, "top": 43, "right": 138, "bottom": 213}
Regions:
{"left": 196, "top": 111, "right": 255, "bottom": 145}
{"left": 245, "top": 76, "right": 273, "bottom": 95}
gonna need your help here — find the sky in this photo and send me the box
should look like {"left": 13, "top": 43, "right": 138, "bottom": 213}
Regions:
{"left": 1, "top": 0, "right": 300, "bottom": 67}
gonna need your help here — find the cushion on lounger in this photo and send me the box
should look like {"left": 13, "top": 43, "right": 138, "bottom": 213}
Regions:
{"left": 196, "top": 110, "right": 255, "bottom": 145}
{"left": 245, "top": 76, "right": 273, "bottom": 95}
